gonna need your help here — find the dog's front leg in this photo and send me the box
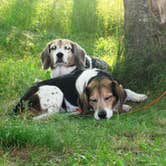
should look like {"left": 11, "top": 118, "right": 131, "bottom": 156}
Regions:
{"left": 125, "top": 89, "right": 148, "bottom": 102}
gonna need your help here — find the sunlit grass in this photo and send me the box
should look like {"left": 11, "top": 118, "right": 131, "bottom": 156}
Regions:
{"left": 0, "top": 0, "right": 124, "bottom": 63}
{"left": 94, "top": 37, "right": 119, "bottom": 67}
{"left": 96, "top": 0, "right": 124, "bottom": 36}
{"left": 0, "top": 0, "right": 37, "bottom": 29}
{"left": 32, "top": 0, "right": 73, "bottom": 34}
{"left": 2, "top": 0, "right": 124, "bottom": 35}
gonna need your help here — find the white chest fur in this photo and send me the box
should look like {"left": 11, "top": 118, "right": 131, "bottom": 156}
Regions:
{"left": 51, "top": 66, "right": 76, "bottom": 78}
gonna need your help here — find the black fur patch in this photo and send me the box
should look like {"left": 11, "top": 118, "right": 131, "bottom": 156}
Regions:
{"left": 13, "top": 86, "right": 39, "bottom": 114}
{"left": 28, "top": 94, "right": 42, "bottom": 114}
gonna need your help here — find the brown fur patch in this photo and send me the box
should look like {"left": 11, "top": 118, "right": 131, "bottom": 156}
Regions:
{"left": 87, "top": 77, "right": 112, "bottom": 92}
{"left": 84, "top": 77, "right": 126, "bottom": 113}
{"left": 86, "top": 77, "right": 117, "bottom": 112}
{"left": 28, "top": 94, "right": 43, "bottom": 115}
{"left": 67, "top": 53, "right": 75, "bottom": 66}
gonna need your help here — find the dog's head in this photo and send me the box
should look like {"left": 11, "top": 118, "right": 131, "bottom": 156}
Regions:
{"left": 40, "top": 39, "right": 86, "bottom": 70}
{"left": 78, "top": 76, "right": 126, "bottom": 120}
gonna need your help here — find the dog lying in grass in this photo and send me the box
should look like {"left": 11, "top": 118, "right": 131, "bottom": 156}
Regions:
{"left": 13, "top": 68, "right": 147, "bottom": 120}
{"left": 40, "top": 39, "right": 110, "bottom": 78}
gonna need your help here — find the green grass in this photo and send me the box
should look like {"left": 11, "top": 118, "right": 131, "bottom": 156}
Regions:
{"left": 0, "top": 0, "right": 166, "bottom": 165}
{"left": 0, "top": 104, "right": 166, "bottom": 165}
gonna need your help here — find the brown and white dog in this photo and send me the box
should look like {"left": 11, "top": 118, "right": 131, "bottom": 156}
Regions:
{"left": 76, "top": 69, "right": 147, "bottom": 120}
{"left": 40, "top": 39, "right": 109, "bottom": 78}
{"left": 13, "top": 68, "right": 147, "bottom": 120}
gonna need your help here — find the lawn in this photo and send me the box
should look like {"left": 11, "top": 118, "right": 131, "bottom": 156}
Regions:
{"left": 0, "top": 0, "right": 166, "bottom": 165}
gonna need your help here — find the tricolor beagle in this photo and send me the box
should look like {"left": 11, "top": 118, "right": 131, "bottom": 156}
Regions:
{"left": 40, "top": 39, "right": 109, "bottom": 78}
{"left": 13, "top": 68, "right": 147, "bottom": 120}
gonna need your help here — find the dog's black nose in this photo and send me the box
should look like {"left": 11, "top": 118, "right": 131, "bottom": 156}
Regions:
{"left": 56, "top": 52, "right": 63, "bottom": 58}
{"left": 98, "top": 110, "right": 106, "bottom": 119}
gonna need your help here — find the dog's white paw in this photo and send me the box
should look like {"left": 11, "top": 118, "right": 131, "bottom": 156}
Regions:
{"left": 122, "top": 104, "right": 132, "bottom": 112}
{"left": 125, "top": 89, "right": 148, "bottom": 102}
{"left": 135, "top": 94, "right": 148, "bottom": 102}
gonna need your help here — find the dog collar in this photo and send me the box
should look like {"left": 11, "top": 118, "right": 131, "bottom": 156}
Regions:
{"left": 76, "top": 108, "right": 83, "bottom": 113}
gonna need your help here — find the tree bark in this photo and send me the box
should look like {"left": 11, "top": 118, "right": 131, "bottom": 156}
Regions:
{"left": 150, "top": 0, "right": 166, "bottom": 25}
{"left": 123, "top": 0, "right": 166, "bottom": 82}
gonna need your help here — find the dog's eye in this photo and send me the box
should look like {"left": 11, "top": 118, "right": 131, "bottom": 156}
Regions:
{"left": 90, "top": 99, "right": 98, "bottom": 103}
{"left": 104, "top": 95, "right": 113, "bottom": 101}
{"left": 51, "top": 46, "right": 57, "bottom": 50}
{"left": 64, "top": 46, "right": 71, "bottom": 50}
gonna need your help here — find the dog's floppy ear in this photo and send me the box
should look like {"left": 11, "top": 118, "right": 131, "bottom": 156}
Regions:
{"left": 40, "top": 43, "right": 51, "bottom": 70}
{"left": 71, "top": 42, "right": 86, "bottom": 68}
{"left": 78, "top": 87, "right": 90, "bottom": 114}
{"left": 111, "top": 81, "right": 126, "bottom": 113}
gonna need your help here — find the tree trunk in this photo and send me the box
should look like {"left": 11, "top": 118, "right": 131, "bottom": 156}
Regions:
{"left": 122, "top": 0, "right": 166, "bottom": 86}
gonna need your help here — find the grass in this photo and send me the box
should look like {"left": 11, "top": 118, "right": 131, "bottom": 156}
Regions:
{"left": 0, "top": 0, "right": 166, "bottom": 165}
{"left": 0, "top": 104, "right": 166, "bottom": 165}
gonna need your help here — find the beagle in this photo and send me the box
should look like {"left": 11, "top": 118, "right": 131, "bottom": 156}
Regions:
{"left": 13, "top": 68, "right": 147, "bottom": 120}
{"left": 40, "top": 39, "right": 109, "bottom": 78}
{"left": 76, "top": 69, "right": 148, "bottom": 119}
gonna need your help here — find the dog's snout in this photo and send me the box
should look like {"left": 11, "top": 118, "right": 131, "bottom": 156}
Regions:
{"left": 56, "top": 52, "right": 63, "bottom": 58}
{"left": 98, "top": 110, "right": 106, "bottom": 119}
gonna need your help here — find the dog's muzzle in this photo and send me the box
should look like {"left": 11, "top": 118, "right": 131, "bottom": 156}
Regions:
{"left": 56, "top": 52, "right": 64, "bottom": 63}
{"left": 98, "top": 110, "right": 107, "bottom": 119}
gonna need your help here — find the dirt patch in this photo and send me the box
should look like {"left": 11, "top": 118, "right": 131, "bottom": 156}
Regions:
{"left": 10, "top": 146, "right": 32, "bottom": 163}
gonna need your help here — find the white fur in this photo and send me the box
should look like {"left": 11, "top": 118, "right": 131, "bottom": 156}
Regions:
{"left": 94, "top": 108, "right": 113, "bottom": 120}
{"left": 33, "top": 107, "right": 59, "bottom": 120}
{"left": 94, "top": 103, "right": 132, "bottom": 120}
{"left": 50, "top": 47, "right": 71, "bottom": 66}
{"left": 105, "top": 108, "right": 113, "bottom": 119}
{"left": 122, "top": 104, "right": 132, "bottom": 112}
{"left": 37, "top": 85, "right": 63, "bottom": 110}
{"left": 76, "top": 68, "right": 98, "bottom": 94}
{"left": 64, "top": 99, "right": 78, "bottom": 112}
{"left": 94, "top": 110, "right": 100, "bottom": 120}
{"left": 85, "top": 55, "right": 93, "bottom": 68}
{"left": 51, "top": 66, "right": 76, "bottom": 78}
{"left": 33, "top": 85, "right": 63, "bottom": 120}
{"left": 125, "top": 89, "right": 148, "bottom": 102}
{"left": 112, "top": 104, "right": 132, "bottom": 113}
{"left": 94, "top": 104, "right": 131, "bottom": 120}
